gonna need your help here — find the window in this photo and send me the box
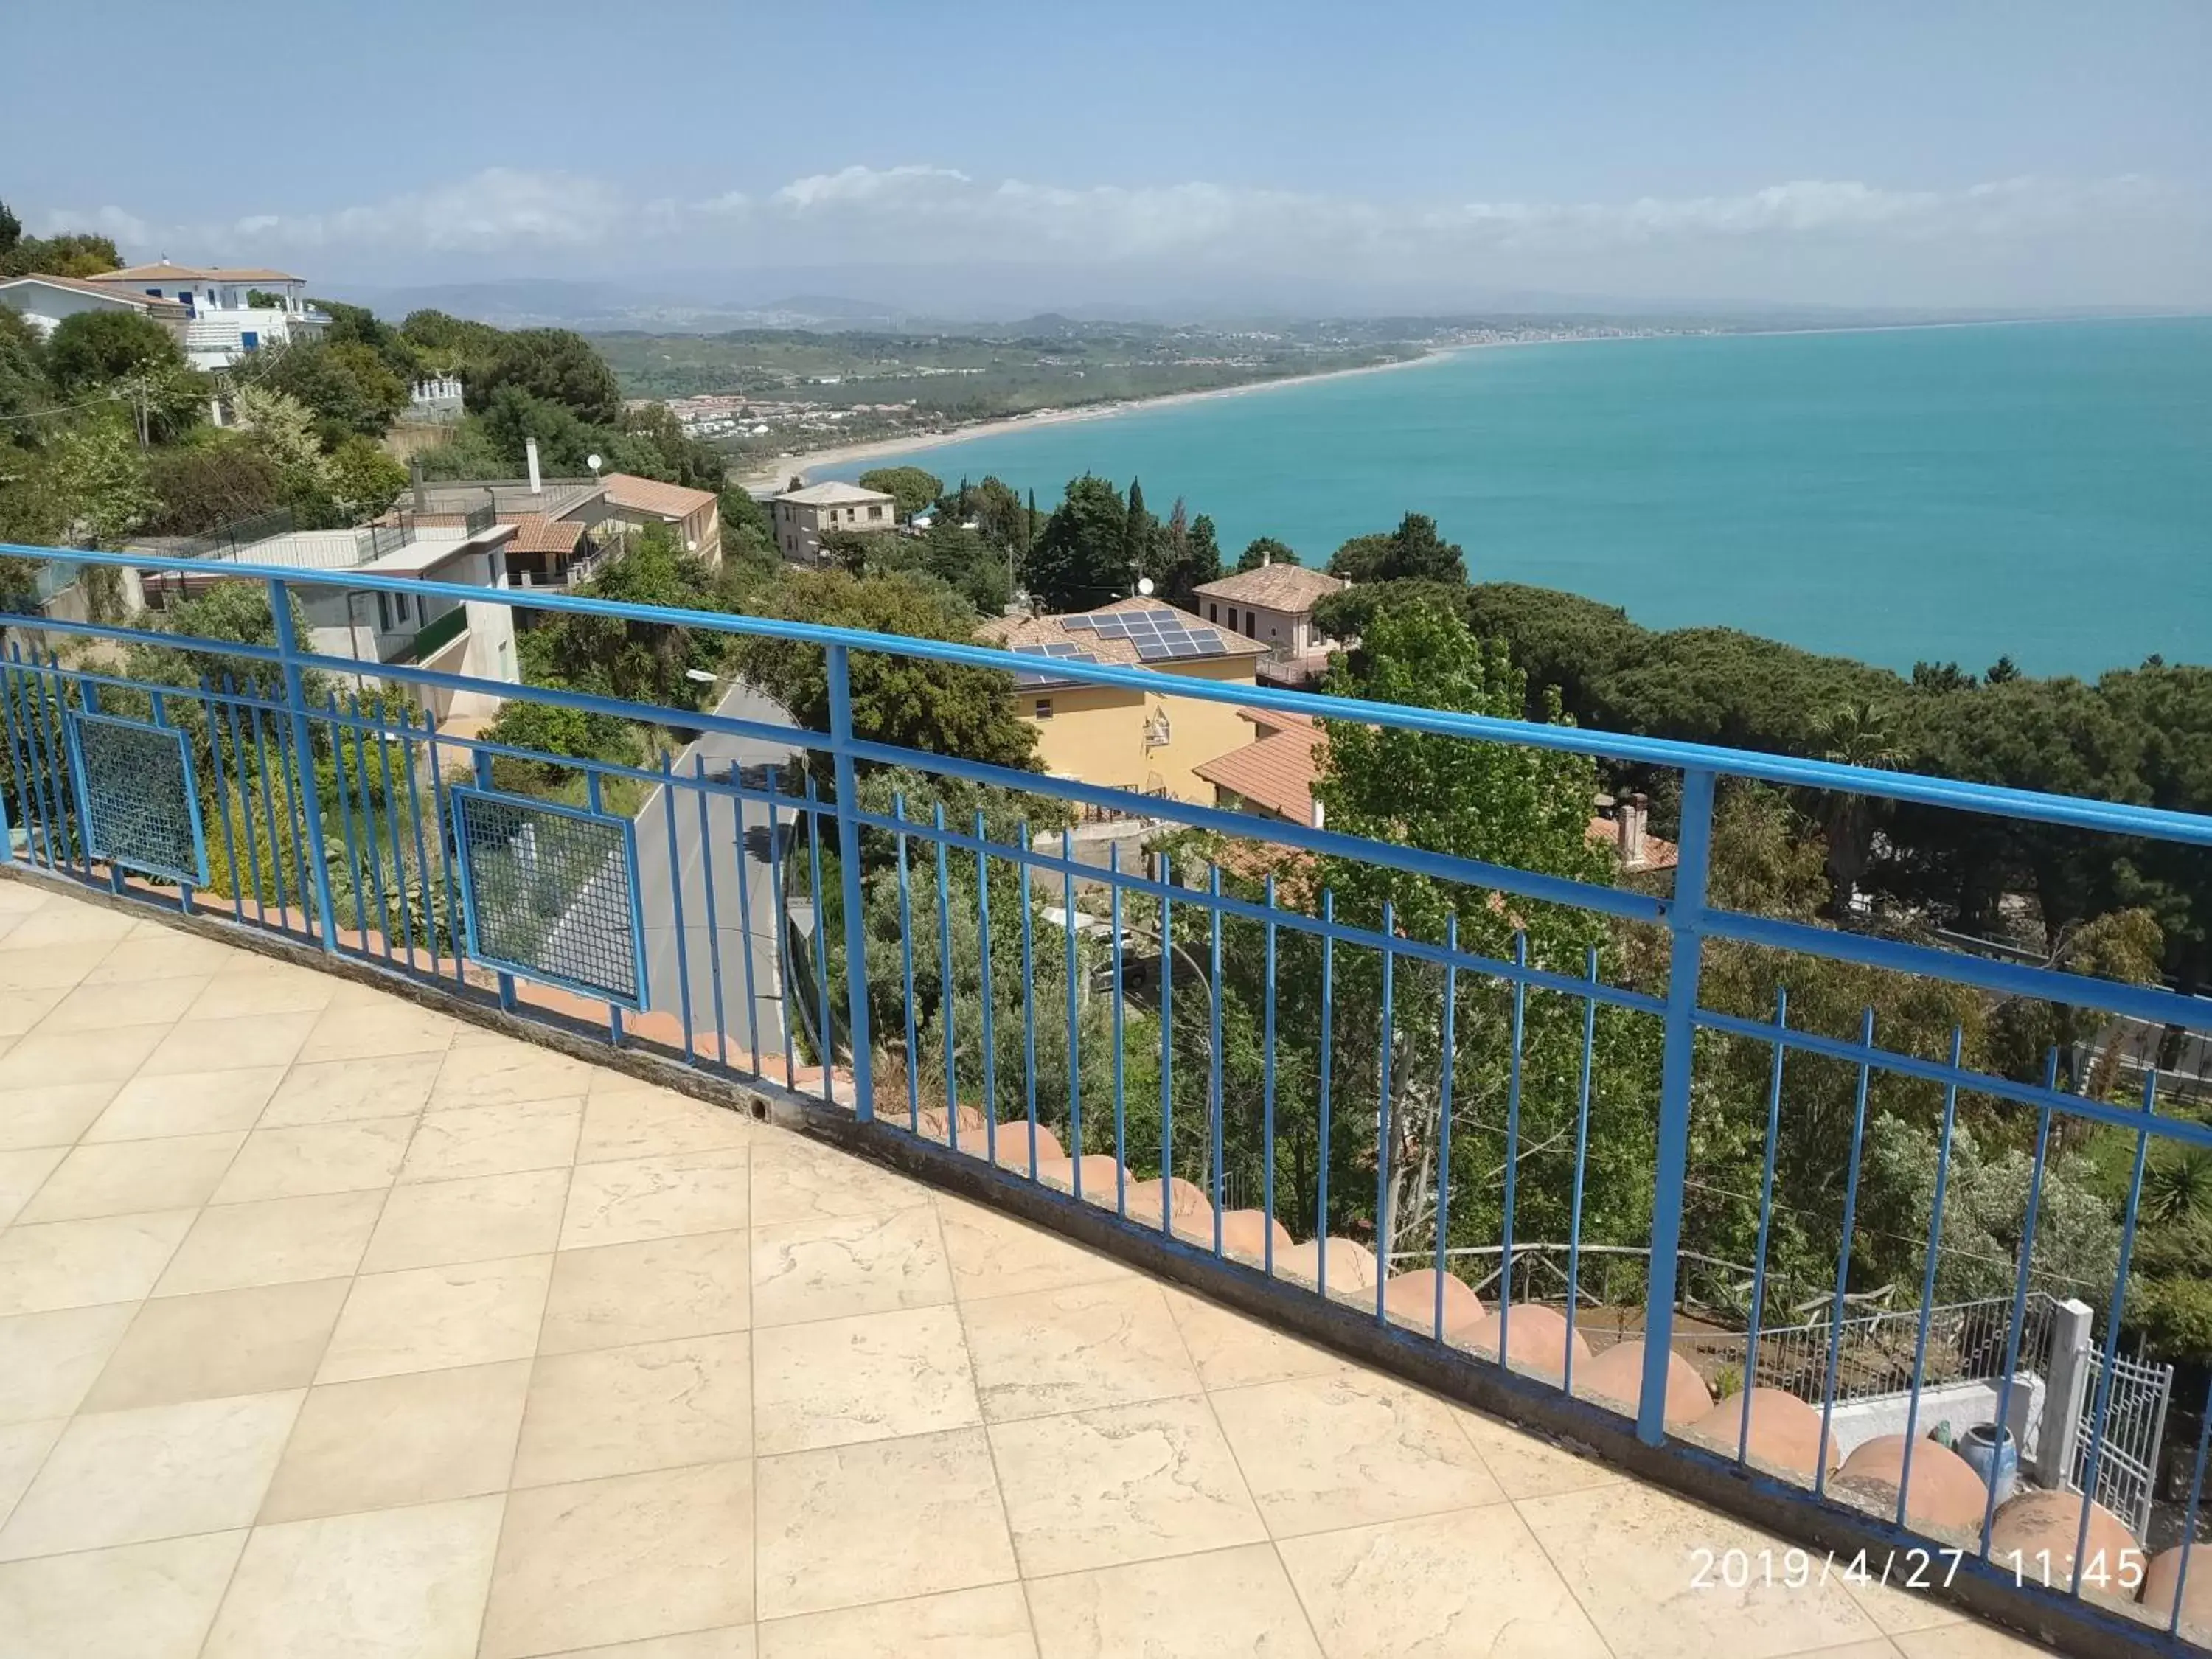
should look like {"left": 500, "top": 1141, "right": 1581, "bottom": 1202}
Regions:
{"left": 394, "top": 591, "right": 412, "bottom": 625}
{"left": 1225, "top": 608, "right": 1237, "bottom": 633}
{"left": 868, "top": 504, "right": 883, "bottom": 520}
{"left": 375, "top": 593, "right": 392, "bottom": 633}
{"left": 1034, "top": 699, "right": 1054, "bottom": 720}
{"left": 1208, "top": 603, "right": 1217, "bottom": 622}
{"left": 1243, "top": 611, "right": 1256, "bottom": 639}
{"left": 240, "top": 331, "right": 259, "bottom": 352}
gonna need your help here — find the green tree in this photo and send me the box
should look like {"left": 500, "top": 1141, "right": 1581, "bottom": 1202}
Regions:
{"left": 45, "top": 309, "right": 183, "bottom": 393}
{"left": 968, "top": 476, "right": 1026, "bottom": 552}
{"left": 1025, "top": 474, "right": 1128, "bottom": 612}
{"left": 240, "top": 339, "right": 408, "bottom": 439}
{"left": 146, "top": 439, "right": 287, "bottom": 535}
{"left": 44, "top": 411, "right": 156, "bottom": 552}
{"left": 610, "top": 401, "right": 728, "bottom": 492}
{"left": 0, "top": 305, "right": 47, "bottom": 436}
{"left": 1326, "top": 512, "right": 1466, "bottom": 584}
{"left": 1237, "top": 535, "right": 1299, "bottom": 572}
{"left": 1807, "top": 698, "right": 1908, "bottom": 922}
{"left": 1123, "top": 476, "right": 1153, "bottom": 577}
{"left": 232, "top": 383, "right": 338, "bottom": 526}
{"left": 0, "top": 229, "right": 121, "bottom": 279}
{"left": 524, "top": 525, "right": 721, "bottom": 711}
{"left": 470, "top": 328, "right": 622, "bottom": 424}
{"left": 858, "top": 465, "right": 944, "bottom": 521}
{"left": 328, "top": 436, "right": 408, "bottom": 522}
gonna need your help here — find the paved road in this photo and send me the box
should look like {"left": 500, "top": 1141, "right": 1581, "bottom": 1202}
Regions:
{"left": 630, "top": 682, "right": 806, "bottom": 1066}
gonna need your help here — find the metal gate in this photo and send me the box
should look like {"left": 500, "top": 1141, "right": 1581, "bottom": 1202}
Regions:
{"left": 2070, "top": 1346, "right": 2173, "bottom": 1539}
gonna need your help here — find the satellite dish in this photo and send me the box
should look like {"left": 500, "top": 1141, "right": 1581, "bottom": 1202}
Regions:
{"left": 1136, "top": 577, "right": 1155, "bottom": 597}
{"left": 586, "top": 453, "right": 603, "bottom": 473}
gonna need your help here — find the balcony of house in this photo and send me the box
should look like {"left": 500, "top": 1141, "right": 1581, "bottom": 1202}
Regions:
{"left": 0, "top": 541, "right": 2208, "bottom": 1658}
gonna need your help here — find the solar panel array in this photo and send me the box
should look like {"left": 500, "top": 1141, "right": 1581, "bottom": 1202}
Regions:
{"left": 1060, "top": 608, "right": 1230, "bottom": 663}
{"left": 1010, "top": 642, "right": 1102, "bottom": 687}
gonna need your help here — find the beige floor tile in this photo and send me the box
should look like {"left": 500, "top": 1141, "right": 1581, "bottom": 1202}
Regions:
{"left": 540, "top": 1229, "right": 750, "bottom": 1355}
{"left": 83, "top": 1066, "right": 288, "bottom": 1142}
{"left": 0, "top": 1416, "right": 66, "bottom": 1518}
{"left": 1, "top": 984, "right": 76, "bottom": 1037}
{"left": 156, "top": 1189, "right": 384, "bottom": 1296}
{"left": 751, "top": 1204, "right": 954, "bottom": 1328}
{"left": 1893, "top": 1627, "right": 2047, "bottom": 1658}
{"left": 0, "top": 1079, "right": 125, "bottom": 1150}
{"left": 37, "top": 975, "right": 211, "bottom": 1032}
{"left": 213, "top": 1117, "right": 414, "bottom": 1203}
{"left": 1843, "top": 1573, "right": 1969, "bottom": 1635}
{"left": 82, "top": 933, "right": 237, "bottom": 984}
{"left": 83, "top": 1278, "right": 347, "bottom": 1413}
{"left": 1211, "top": 1370, "right": 1504, "bottom": 1538}
{"left": 938, "top": 1194, "right": 1132, "bottom": 1301}
{"left": 1452, "top": 1405, "right": 1627, "bottom": 1500}
{"left": 562, "top": 1148, "right": 751, "bottom": 1249}
{"left": 260, "top": 1051, "right": 443, "bottom": 1126}
{"left": 0, "top": 1529, "right": 246, "bottom": 1659}
{"left": 481, "top": 1461, "right": 755, "bottom": 1658}
{"left": 578, "top": 1084, "right": 754, "bottom": 1163}
{"left": 754, "top": 1426, "right": 1016, "bottom": 1620}
{"left": 1517, "top": 1481, "right": 1884, "bottom": 1659}
{"left": 0, "top": 1303, "right": 139, "bottom": 1423}
{"left": 140, "top": 1012, "right": 319, "bottom": 1077}
{"left": 544, "top": 1630, "right": 757, "bottom": 1659}
{"left": 963, "top": 1279, "right": 1200, "bottom": 1422}
{"left": 1161, "top": 1286, "right": 1350, "bottom": 1391}
{"left": 514, "top": 1331, "right": 752, "bottom": 1486}
{"left": 260, "top": 1360, "right": 531, "bottom": 1523}
{"left": 16, "top": 1130, "right": 245, "bottom": 1224}
{"left": 990, "top": 1397, "right": 1266, "bottom": 1577}
{"left": 748, "top": 1133, "right": 931, "bottom": 1227}
{"left": 298, "top": 999, "right": 459, "bottom": 1062}
{"left": 363, "top": 1167, "right": 568, "bottom": 1272}
{"left": 431, "top": 1040, "right": 600, "bottom": 1108}
{"left": 0, "top": 902, "right": 138, "bottom": 951}
{"left": 201, "top": 1494, "right": 504, "bottom": 1659}
{"left": 184, "top": 964, "right": 341, "bottom": 1020}
{"left": 0, "top": 1389, "right": 302, "bottom": 1560}
{"left": 0, "top": 1023, "right": 165, "bottom": 1088}
{"left": 0, "top": 1144, "right": 66, "bottom": 1227}
{"left": 319, "top": 1253, "right": 552, "bottom": 1382}
{"left": 0, "top": 939, "right": 115, "bottom": 992}
{"left": 759, "top": 1584, "right": 1034, "bottom": 1658}
{"left": 1026, "top": 1543, "right": 1322, "bottom": 1659}
{"left": 1277, "top": 1504, "right": 1611, "bottom": 1659}
{"left": 402, "top": 1098, "right": 581, "bottom": 1182}
{"left": 754, "top": 1304, "right": 981, "bottom": 1454}
{"left": 0, "top": 1209, "right": 195, "bottom": 1316}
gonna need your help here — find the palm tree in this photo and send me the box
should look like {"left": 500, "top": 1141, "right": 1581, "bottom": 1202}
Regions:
{"left": 1809, "top": 700, "right": 1907, "bottom": 924}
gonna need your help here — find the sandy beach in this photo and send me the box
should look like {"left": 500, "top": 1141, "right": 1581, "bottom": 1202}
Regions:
{"left": 732, "top": 346, "right": 1455, "bottom": 491}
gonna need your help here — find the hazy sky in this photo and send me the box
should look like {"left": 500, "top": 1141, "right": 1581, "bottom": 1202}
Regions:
{"left": 10, "top": 1, "right": 2209, "bottom": 311}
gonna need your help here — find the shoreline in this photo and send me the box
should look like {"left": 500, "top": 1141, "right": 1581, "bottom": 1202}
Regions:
{"left": 731, "top": 311, "right": 2196, "bottom": 491}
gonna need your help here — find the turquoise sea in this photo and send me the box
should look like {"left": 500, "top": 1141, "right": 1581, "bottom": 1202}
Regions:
{"left": 826, "top": 318, "right": 2212, "bottom": 681}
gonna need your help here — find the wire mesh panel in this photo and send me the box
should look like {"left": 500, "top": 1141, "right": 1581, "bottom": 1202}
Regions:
{"left": 450, "top": 786, "right": 648, "bottom": 1009}
{"left": 63, "top": 711, "right": 207, "bottom": 886}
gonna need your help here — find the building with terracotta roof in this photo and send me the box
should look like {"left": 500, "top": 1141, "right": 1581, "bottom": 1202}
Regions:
{"left": 975, "top": 599, "right": 1270, "bottom": 799}
{"left": 1189, "top": 560, "right": 1347, "bottom": 685}
{"left": 771, "top": 481, "right": 898, "bottom": 563}
{"left": 79, "top": 262, "right": 328, "bottom": 371}
{"left": 599, "top": 473, "right": 721, "bottom": 559}
{"left": 0, "top": 274, "right": 192, "bottom": 345}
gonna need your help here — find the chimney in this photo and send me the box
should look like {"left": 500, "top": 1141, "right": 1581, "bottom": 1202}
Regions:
{"left": 1262, "top": 550, "right": 1271, "bottom": 567}
{"left": 525, "top": 438, "right": 542, "bottom": 496}
{"left": 409, "top": 455, "right": 426, "bottom": 514}
{"left": 1618, "top": 793, "right": 1648, "bottom": 869}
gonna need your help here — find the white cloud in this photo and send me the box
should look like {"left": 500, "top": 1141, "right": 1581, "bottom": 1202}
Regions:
{"left": 30, "top": 164, "right": 2203, "bottom": 304}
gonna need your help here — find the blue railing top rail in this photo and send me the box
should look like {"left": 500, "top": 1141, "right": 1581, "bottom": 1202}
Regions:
{"left": 10, "top": 540, "right": 2212, "bottom": 852}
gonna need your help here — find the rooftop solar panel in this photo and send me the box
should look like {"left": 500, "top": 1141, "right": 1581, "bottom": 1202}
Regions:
{"left": 1186, "top": 628, "right": 1222, "bottom": 649}
{"left": 1134, "top": 641, "right": 1174, "bottom": 662}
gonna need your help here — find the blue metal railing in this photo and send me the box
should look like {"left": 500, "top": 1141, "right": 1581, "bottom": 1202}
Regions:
{"left": 3, "top": 541, "right": 2211, "bottom": 1653}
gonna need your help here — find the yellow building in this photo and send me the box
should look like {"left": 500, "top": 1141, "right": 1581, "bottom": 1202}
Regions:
{"left": 977, "top": 599, "right": 1269, "bottom": 799}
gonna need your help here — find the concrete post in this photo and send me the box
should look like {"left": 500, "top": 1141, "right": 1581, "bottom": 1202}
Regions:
{"left": 2036, "top": 1297, "right": 2095, "bottom": 1489}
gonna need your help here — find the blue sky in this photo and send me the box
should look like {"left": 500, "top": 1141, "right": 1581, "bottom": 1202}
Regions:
{"left": 9, "top": 1, "right": 2208, "bottom": 310}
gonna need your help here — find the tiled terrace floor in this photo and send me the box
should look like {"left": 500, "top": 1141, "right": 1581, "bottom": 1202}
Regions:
{"left": 0, "top": 879, "right": 2053, "bottom": 1658}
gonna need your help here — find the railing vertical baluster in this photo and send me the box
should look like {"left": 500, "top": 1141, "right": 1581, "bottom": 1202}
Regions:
{"left": 244, "top": 681, "right": 289, "bottom": 926}
{"left": 349, "top": 700, "right": 391, "bottom": 958}
{"left": 586, "top": 772, "right": 624, "bottom": 1045}
{"left": 1737, "top": 989, "right": 1789, "bottom": 1463}
{"left": 1563, "top": 947, "right": 1600, "bottom": 1393}
{"left": 1, "top": 655, "right": 44, "bottom": 870}
{"left": 1897, "top": 1026, "right": 1964, "bottom": 1526}
{"left": 197, "top": 680, "right": 237, "bottom": 917}
{"left": 470, "top": 748, "right": 515, "bottom": 1012}
{"left": 765, "top": 770, "right": 796, "bottom": 1089}
{"left": 932, "top": 803, "right": 956, "bottom": 1145}
{"left": 1110, "top": 842, "right": 1128, "bottom": 1219}
{"left": 216, "top": 678, "right": 259, "bottom": 926}
{"left": 1499, "top": 932, "right": 1529, "bottom": 1355}
{"left": 423, "top": 713, "right": 465, "bottom": 985}
{"left": 13, "top": 648, "right": 66, "bottom": 874}
{"left": 694, "top": 756, "right": 730, "bottom": 1068}
{"left": 1020, "top": 821, "right": 1039, "bottom": 1176}
{"left": 1067, "top": 855, "right": 1084, "bottom": 1198}
{"left": 1376, "top": 900, "right": 1396, "bottom": 1324}
{"left": 398, "top": 704, "right": 435, "bottom": 975}
{"left": 1980, "top": 1048, "right": 2062, "bottom": 1558}
{"left": 1208, "top": 865, "right": 1225, "bottom": 1250}
{"left": 2070, "top": 1071, "right": 2156, "bottom": 1597}
{"left": 330, "top": 695, "right": 368, "bottom": 953}
{"left": 1431, "top": 915, "right": 1460, "bottom": 1340}
{"left": 804, "top": 774, "right": 830, "bottom": 1105}
{"left": 268, "top": 580, "right": 338, "bottom": 949}
{"left": 1158, "top": 852, "right": 1175, "bottom": 1237}
{"left": 1262, "top": 874, "right": 1279, "bottom": 1277}
{"left": 372, "top": 704, "right": 411, "bottom": 966}
{"left": 2168, "top": 1387, "right": 2212, "bottom": 1636}
{"left": 38, "top": 653, "right": 87, "bottom": 880}
{"left": 664, "top": 752, "right": 696, "bottom": 1062}
{"left": 975, "top": 810, "right": 998, "bottom": 1165}
{"left": 1814, "top": 1006, "right": 1877, "bottom": 1497}
{"left": 731, "top": 784, "right": 763, "bottom": 1078}
{"left": 824, "top": 643, "right": 874, "bottom": 1122}
{"left": 893, "top": 791, "right": 919, "bottom": 1130}
{"left": 1639, "top": 765, "right": 1717, "bottom": 1446}
{"left": 1317, "top": 886, "right": 1334, "bottom": 1299}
